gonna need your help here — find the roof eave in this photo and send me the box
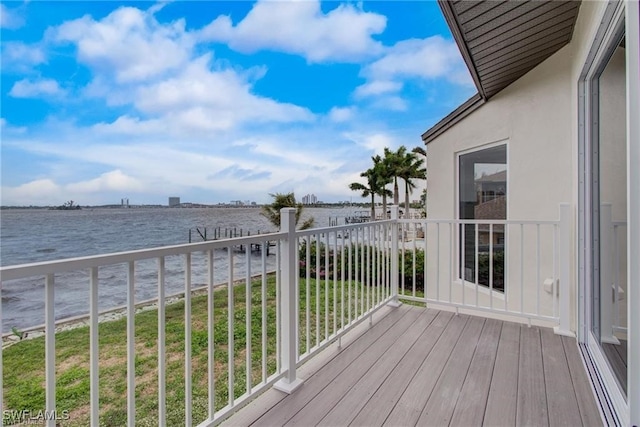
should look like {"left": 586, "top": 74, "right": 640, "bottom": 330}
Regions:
{"left": 437, "top": 0, "right": 486, "bottom": 99}
{"left": 421, "top": 93, "right": 484, "bottom": 144}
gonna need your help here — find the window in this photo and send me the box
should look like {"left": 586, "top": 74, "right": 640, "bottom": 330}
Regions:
{"left": 458, "top": 144, "right": 507, "bottom": 291}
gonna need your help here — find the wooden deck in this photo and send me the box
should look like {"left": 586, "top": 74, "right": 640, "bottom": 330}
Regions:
{"left": 225, "top": 305, "right": 602, "bottom": 426}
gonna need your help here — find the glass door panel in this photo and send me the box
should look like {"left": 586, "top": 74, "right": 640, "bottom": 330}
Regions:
{"left": 594, "top": 38, "right": 627, "bottom": 397}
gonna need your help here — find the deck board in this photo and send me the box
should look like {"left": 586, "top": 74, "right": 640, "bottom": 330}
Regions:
{"left": 541, "top": 328, "right": 583, "bottom": 425}
{"left": 416, "top": 317, "right": 486, "bottom": 426}
{"left": 383, "top": 313, "right": 469, "bottom": 426}
{"left": 223, "top": 305, "right": 602, "bottom": 427}
{"left": 313, "top": 309, "right": 439, "bottom": 426}
{"left": 349, "top": 310, "right": 453, "bottom": 426}
{"left": 449, "top": 318, "right": 502, "bottom": 426}
{"left": 483, "top": 321, "right": 520, "bottom": 426}
{"left": 286, "top": 310, "right": 433, "bottom": 426}
{"left": 517, "top": 326, "right": 549, "bottom": 426}
{"left": 253, "top": 306, "right": 421, "bottom": 426}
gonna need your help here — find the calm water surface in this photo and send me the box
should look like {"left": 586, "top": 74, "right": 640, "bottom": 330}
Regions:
{"left": 0, "top": 207, "right": 352, "bottom": 332}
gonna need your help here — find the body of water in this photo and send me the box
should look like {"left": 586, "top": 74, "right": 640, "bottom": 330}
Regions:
{"left": 0, "top": 206, "right": 354, "bottom": 332}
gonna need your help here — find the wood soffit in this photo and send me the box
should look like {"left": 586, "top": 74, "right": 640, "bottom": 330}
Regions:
{"left": 441, "top": 0, "right": 581, "bottom": 99}
{"left": 423, "top": 0, "right": 581, "bottom": 143}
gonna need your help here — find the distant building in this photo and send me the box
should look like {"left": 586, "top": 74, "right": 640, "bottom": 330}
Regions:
{"left": 168, "top": 197, "right": 180, "bottom": 207}
{"left": 302, "top": 194, "right": 317, "bottom": 205}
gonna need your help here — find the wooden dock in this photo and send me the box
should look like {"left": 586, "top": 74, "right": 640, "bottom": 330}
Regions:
{"left": 188, "top": 226, "right": 275, "bottom": 254}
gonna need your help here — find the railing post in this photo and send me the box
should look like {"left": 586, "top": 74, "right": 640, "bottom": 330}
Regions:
{"left": 45, "top": 274, "right": 56, "bottom": 427}
{"left": 274, "top": 208, "right": 303, "bottom": 394}
{"left": 388, "top": 206, "right": 401, "bottom": 307}
{"left": 555, "top": 204, "right": 575, "bottom": 337}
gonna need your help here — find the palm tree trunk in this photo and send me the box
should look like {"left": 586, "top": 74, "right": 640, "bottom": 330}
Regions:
{"left": 405, "top": 181, "right": 410, "bottom": 219}
{"left": 370, "top": 194, "right": 375, "bottom": 221}
{"left": 382, "top": 194, "right": 388, "bottom": 220}
{"left": 393, "top": 177, "right": 399, "bottom": 205}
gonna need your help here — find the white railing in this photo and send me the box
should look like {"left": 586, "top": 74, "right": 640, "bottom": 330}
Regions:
{"left": 0, "top": 209, "right": 394, "bottom": 426}
{"left": 0, "top": 206, "right": 573, "bottom": 425}
{"left": 293, "top": 219, "right": 396, "bottom": 363}
{"left": 396, "top": 205, "right": 571, "bottom": 329}
{"left": 1, "top": 232, "right": 287, "bottom": 426}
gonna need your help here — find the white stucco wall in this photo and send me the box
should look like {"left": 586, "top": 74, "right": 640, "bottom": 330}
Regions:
{"left": 423, "top": 1, "right": 614, "bottom": 328}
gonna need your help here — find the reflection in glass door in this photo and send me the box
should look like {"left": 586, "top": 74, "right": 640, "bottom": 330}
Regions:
{"left": 592, "top": 34, "right": 627, "bottom": 397}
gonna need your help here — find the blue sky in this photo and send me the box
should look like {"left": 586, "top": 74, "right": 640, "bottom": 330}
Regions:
{"left": 1, "top": 1, "right": 475, "bottom": 206}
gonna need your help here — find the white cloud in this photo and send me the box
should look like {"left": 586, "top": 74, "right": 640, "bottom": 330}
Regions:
{"left": 345, "top": 131, "right": 396, "bottom": 156}
{"left": 48, "top": 7, "right": 314, "bottom": 136}
{"left": 92, "top": 115, "right": 166, "bottom": 136}
{"left": 9, "top": 78, "right": 66, "bottom": 98}
{"left": 199, "top": 0, "right": 386, "bottom": 63}
{"left": 354, "top": 36, "right": 473, "bottom": 107}
{"left": 91, "top": 54, "right": 314, "bottom": 135}
{"left": 364, "top": 36, "right": 469, "bottom": 82}
{"left": 1, "top": 179, "right": 63, "bottom": 206}
{"left": 2, "top": 172, "right": 146, "bottom": 206}
{"left": 1, "top": 4, "right": 24, "bottom": 29}
{"left": 0, "top": 118, "right": 27, "bottom": 134}
{"left": 354, "top": 80, "right": 402, "bottom": 99}
{"left": 372, "top": 96, "right": 407, "bottom": 112}
{"left": 66, "top": 170, "right": 146, "bottom": 193}
{"left": 1, "top": 42, "right": 46, "bottom": 72}
{"left": 328, "top": 106, "right": 355, "bottom": 123}
{"left": 52, "top": 6, "right": 193, "bottom": 83}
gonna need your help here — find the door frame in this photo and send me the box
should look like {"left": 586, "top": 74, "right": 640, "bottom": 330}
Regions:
{"left": 577, "top": 1, "right": 629, "bottom": 425}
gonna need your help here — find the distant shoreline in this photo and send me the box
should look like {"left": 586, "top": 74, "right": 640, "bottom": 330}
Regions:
{"left": 0, "top": 202, "right": 368, "bottom": 210}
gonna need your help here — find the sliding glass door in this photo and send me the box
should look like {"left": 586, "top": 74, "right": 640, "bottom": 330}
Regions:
{"left": 579, "top": 3, "right": 628, "bottom": 424}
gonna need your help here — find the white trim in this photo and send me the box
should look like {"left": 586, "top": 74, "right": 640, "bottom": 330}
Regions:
{"left": 454, "top": 140, "right": 509, "bottom": 297}
{"left": 586, "top": 332, "right": 628, "bottom": 423}
{"left": 625, "top": 1, "right": 639, "bottom": 424}
{"left": 577, "top": 1, "right": 629, "bottom": 424}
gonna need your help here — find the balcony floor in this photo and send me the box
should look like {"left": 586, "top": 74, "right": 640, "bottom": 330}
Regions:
{"left": 225, "top": 305, "right": 602, "bottom": 426}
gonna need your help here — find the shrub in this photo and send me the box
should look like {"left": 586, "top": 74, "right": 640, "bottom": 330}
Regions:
{"left": 298, "top": 241, "right": 426, "bottom": 293}
{"left": 399, "top": 248, "right": 425, "bottom": 293}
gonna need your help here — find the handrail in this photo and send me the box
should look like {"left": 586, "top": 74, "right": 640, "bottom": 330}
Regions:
{"left": 0, "top": 232, "right": 285, "bottom": 281}
{"left": 0, "top": 207, "right": 579, "bottom": 426}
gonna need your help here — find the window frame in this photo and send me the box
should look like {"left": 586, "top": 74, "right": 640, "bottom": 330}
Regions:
{"left": 454, "top": 140, "right": 509, "bottom": 297}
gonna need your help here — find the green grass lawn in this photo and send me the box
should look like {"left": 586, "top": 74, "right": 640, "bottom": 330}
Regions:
{"left": 3, "top": 274, "right": 384, "bottom": 426}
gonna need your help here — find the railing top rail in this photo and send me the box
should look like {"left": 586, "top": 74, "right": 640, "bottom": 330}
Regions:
{"left": 295, "top": 219, "right": 394, "bottom": 238}
{"left": 399, "top": 218, "right": 560, "bottom": 226}
{"left": 0, "top": 231, "right": 285, "bottom": 281}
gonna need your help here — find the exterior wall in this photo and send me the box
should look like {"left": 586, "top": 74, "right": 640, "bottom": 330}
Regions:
{"left": 425, "top": 1, "right": 612, "bottom": 330}
{"left": 426, "top": 46, "right": 573, "bottom": 221}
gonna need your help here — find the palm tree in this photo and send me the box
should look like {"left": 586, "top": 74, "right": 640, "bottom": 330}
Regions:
{"left": 383, "top": 146, "right": 407, "bottom": 206}
{"left": 349, "top": 161, "right": 392, "bottom": 220}
{"left": 349, "top": 170, "right": 377, "bottom": 221}
{"left": 412, "top": 146, "right": 426, "bottom": 157}
{"left": 398, "top": 151, "right": 426, "bottom": 217}
{"left": 412, "top": 145, "right": 428, "bottom": 215}
{"left": 261, "top": 192, "right": 314, "bottom": 230}
{"left": 372, "top": 154, "right": 393, "bottom": 218}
